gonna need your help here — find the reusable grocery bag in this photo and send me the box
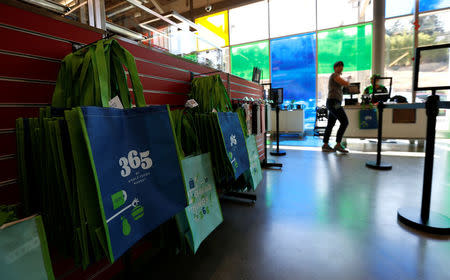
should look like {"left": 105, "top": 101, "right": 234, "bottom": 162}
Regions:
{"left": 72, "top": 105, "right": 187, "bottom": 262}
{"left": 216, "top": 112, "right": 250, "bottom": 179}
{"left": 176, "top": 153, "right": 223, "bottom": 253}
{"left": 0, "top": 215, "right": 54, "bottom": 280}
{"left": 245, "top": 135, "right": 262, "bottom": 190}
{"left": 359, "top": 109, "right": 378, "bottom": 129}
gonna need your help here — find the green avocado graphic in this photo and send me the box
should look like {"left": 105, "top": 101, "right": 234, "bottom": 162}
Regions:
{"left": 121, "top": 216, "right": 131, "bottom": 236}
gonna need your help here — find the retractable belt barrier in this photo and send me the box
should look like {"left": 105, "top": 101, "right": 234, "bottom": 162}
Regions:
{"left": 365, "top": 98, "right": 450, "bottom": 235}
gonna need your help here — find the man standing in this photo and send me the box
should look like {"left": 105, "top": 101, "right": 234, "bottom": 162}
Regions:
{"left": 322, "top": 61, "right": 350, "bottom": 153}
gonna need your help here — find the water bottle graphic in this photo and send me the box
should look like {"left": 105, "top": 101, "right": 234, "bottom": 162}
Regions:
{"left": 121, "top": 216, "right": 131, "bottom": 236}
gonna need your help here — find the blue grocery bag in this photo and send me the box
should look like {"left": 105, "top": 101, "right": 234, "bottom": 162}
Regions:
{"left": 79, "top": 105, "right": 187, "bottom": 262}
{"left": 359, "top": 109, "right": 378, "bottom": 129}
{"left": 216, "top": 112, "right": 250, "bottom": 179}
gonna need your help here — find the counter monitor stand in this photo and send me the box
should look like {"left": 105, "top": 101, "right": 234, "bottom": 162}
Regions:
{"left": 269, "top": 88, "right": 286, "bottom": 156}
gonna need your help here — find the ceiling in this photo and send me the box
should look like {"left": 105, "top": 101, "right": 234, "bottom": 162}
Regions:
{"left": 105, "top": 0, "right": 262, "bottom": 32}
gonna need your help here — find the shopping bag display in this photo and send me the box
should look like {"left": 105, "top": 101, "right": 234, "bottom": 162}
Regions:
{"left": 245, "top": 135, "right": 262, "bottom": 190}
{"left": 359, "top": 109, "right": 378, "bottom": 129}
{"left": 176, "top": 153, "right": 223, "bottom": 253}
{"left": 75, "top": 105, "right": 187, "bottom": 262}
{"left": 0, "top": 215, "right": 54, "bottom": 280}
{"left": 216, "top": 112, "right": 250, "bottom": 179}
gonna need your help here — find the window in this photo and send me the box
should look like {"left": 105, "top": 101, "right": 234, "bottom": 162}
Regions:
{"left": 418, "top": 10, "right": 450, "bottom": 46}
{"left": 385, "top": 0, "right": 415, "bottom": 18}
{"left": 317, "top": 23, "right": 373, "bottom": 104}
{"left": 384, "top": 16, "right": 415, "bottom": 102}
{"left": 168, "top": 24, "right": 197, "bottom": 55}
{"left": 317, "top": 0, "right": 373, "bottom": 30}
{"left": 417, "top": 10, "right": 450, "bottom": 131}
{"left": 230, "top": 41, "right": 270, "bottom": 81}
{"left": 269, "top": 0, "right": 315, "bottom": 38}
{"left": 197, "top": 47, "right": 229, "bottom": 72}
{"left": 271, "top": 33, "right": 317, "bottom": 128}
{"left": 229, "top": 1, "right": 269, "bottom": 45}
{"left": 419, "top": 0, "right": 450, "bottom": 13}
{"left": 195, "top": 11, "right": 229, "bottom": 50}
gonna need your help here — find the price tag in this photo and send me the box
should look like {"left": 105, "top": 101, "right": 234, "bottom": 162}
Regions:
{"left": 185, "top": 99, "right": 199, "bottom": 108}
{"left": 109, "top": 96, "right": 124, "bottom": 109}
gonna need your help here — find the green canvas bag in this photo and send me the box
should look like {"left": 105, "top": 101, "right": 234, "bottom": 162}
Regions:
{"left": 245, "top": 135, "right": 263, "bottom": 190}
{"left": 0, "top": 215, "right": 54, "bottom": 280}
{"left": 176, "top": 153, "right": 223, "bottom": 253}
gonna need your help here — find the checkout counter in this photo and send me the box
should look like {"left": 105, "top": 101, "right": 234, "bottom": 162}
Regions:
{"left": 340, "top": 78, "right": 427, "bottom": 140}
{"left": 343, "top": 104, "right": 427, "bottom": 139}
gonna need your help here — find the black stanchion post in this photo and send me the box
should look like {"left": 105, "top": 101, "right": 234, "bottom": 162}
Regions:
{"left": 270, "top": 104, "right": 286, "bottom": 156}
{"left": 421, "top": 93, "right": 439, "bottom": 223}
{"left": 276, "top": 105, "right": 280, "bottom": 152}
{"left": 376, "top": 101, "right": 383, "bottom": 165}
{"left": 397, "top": 43, "right": 450, "bottom": 234}
{"left": 261, "top": 84, "right": 282, "bottom": 168}
{"left": 366, "top": 101, "right": 392, "bottom": 170}
{"left": 397, "top": 93, "right": 450, "bottom": 235}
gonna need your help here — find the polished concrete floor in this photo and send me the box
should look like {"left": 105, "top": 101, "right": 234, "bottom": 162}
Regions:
{"left": 137, "top": 143, "right": 450, "bottom": 280}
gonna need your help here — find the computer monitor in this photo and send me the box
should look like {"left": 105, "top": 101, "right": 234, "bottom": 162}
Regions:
{"left": 252, "top": 67, "right": 261, "bottom": 84}
{"left": 371, "top": 77, "right": 392, "bottom": 103}
{"left": 269, "top": 88, "right": 283, "bottom": 105}
{"left": 343, "top": 83, "right": 360, "bottom": 105}
{"left": 413, "top": 43, "right": 450, "bottom": 92}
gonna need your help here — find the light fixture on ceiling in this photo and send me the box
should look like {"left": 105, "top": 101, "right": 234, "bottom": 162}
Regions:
{"left": 64, "top": 0, "right": 87, "bottom": 16}
{"left": 107, "top": 5, "right": 134, "bottom": 18}
{"left": 140, "top": 24, "right": 170, "bottom": 39}
{"left": 21, "top": 0, "right": 69, "bottom": 13}
{"left": 106, "top": 22, "right": 146, "bottom": 41}
{"left": 140, "top": 11, "right": 199, "bottom": 32}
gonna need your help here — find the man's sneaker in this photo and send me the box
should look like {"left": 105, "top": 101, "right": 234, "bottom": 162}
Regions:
{"left": 334, "top": 144, "right": 349, "bottom": 153}
{"left": 322, "top": 144, "right": 335, "bottom": 152}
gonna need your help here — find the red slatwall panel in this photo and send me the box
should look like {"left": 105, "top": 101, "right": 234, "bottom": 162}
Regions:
{"left": 0, "top": 80, "right": 54, "bottom": 103}
{"left": 0, "top": 158, "right": 17, "bottom": 182}
{"left": 0, "top": 3, "right": 101, "bottom": 44}
{"left": 0, "top": 26, "right": 72, "bottom": 59}
{"left": 143, "top": 92, "right": 188, "bottom": 105}
{"left": 0, "top": 53, "right": 60, "bottom": 81}
{"left": 0, "top": 183, "right": 20, "bottom": 204}
{"left": 0, "top": 107, "right": 41, "bottom": 129}
{"left": 0, "top": 133, "right": 16, "bottom": 156}
{"left": 0, "top": 1, "right": 264, "bottom": 279}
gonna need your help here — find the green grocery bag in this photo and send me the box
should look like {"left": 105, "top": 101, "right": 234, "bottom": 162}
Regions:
{"left": 189, "top": 75, "right": 232, "bottom": 113}
{"left": 176, "top": 153, "right": 223, "bottom": 253}
{"left": 245, "top": 135, "right": 262, "bottom": 190}
{"left": 0, "top": 215, "right": 54, "bottom": 280}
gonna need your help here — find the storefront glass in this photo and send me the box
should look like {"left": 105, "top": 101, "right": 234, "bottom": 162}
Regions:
{"left": 317, "top": 0, "right": 373, "bottom": 30}
{"left": 317, "top": 23, "right": 373, "bottom": 105}
{"left": 270, "top": 33, "right": 317, "bottom": 129}
{"left": 269, "top": 0, "right": 316, "bottom": 38}
{"left": 229, "top": 1, "right": 269, "bottom": 45}
{"left": 385, "top": 0, "right": 415, "bottom": 18}
{"left": 230, "top": 41, "right": 270, "bottom": 81}
{"left": 384, "top": 16, "right": 415, "bottom": 102}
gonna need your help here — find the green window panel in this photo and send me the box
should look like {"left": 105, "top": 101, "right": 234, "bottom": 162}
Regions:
{"left": 230, "top": 40, "right": 270, "bottom": 81}
{"left": 318, "top": 23, "right": 373, "bottom": 74}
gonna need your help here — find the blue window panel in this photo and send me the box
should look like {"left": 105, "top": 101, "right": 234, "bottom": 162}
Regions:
{"left": 386, "top": 0, "right": 414, "bottom": 18}
{"left": 270, "top": 33, "right": 317, "bottom": 129}
{"left": 419, "top": 0, "right": 450, "bottom": 12}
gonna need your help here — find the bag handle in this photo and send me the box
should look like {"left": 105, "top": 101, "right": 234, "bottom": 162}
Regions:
{"left": 109, "top": 39, "right": 146, "bottom": 107}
